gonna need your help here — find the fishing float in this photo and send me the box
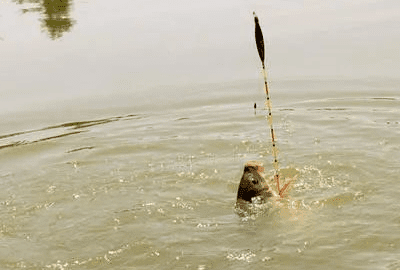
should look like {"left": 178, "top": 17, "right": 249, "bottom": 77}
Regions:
{"left": 253, "top": 12, "right": 289, "bottom": 197}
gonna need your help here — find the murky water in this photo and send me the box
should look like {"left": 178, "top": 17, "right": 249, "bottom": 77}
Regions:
{"left": 1, "top": 0, "right": 400, "bottom": 269}
{"left": 1, "top": 79, "right": 400, "bottom": 269}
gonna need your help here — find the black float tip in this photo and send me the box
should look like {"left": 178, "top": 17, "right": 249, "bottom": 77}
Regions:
{"left": 253, "top": 11, "right": 258, "bottom": 22}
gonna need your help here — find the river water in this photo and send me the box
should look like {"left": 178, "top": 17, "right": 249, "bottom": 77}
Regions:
{"left": 1, "top": 0, "right": 400, "bottom": 269}
{"left": 1, "top": 78, "right": 400, "bottom": 269}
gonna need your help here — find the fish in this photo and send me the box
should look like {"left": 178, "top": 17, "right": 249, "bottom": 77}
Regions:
{"left": 236, "top": 161, "right": 274, "bottom": 205}
{"left": 235, "top": 161, "right": 277, "bottom": 217}
{"left": 235, "top": 162, "right": 298, "bottom": 218}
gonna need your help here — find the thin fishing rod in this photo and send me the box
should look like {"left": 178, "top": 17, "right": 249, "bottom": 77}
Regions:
{"left": 253, "top": 12, "right": 282, "bottom": 195}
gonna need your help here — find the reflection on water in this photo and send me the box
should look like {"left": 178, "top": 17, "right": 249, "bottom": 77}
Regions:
{"left": 0, "top": 114, "right": 140, "bottom": 150}
{"left": 13, "top": 0, "right": 75, "bottom": 40}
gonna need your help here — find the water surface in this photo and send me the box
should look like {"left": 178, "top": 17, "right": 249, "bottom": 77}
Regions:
{"left": 1, "top": 0, "right": 400, "bottom": 269}
{"left": 1, "top": 79, "right": 400, "bottom": 269}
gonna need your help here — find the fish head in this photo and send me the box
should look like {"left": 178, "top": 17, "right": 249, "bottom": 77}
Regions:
{"left": 237, "top": 164, "right": 273, "bottom": 203}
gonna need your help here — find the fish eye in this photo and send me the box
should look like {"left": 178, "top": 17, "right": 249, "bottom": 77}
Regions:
{"left": 248, "top": 174, "right": 259, "bottom": 185}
